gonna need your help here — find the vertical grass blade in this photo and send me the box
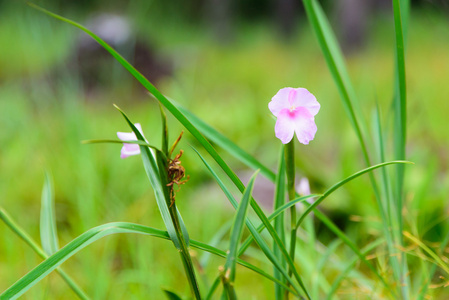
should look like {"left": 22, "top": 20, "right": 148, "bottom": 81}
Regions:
{"left": 222, "top": 171, "right": 259, "bottom": 298}
{"left": 40, "top": 171, "right": 59, "bottom": 255}
{"left": 301, "top": 0, "right": 371, "bottom": 167}
{"left": 273, "top": 147, "right": 287, "bottom": 299}
{"left": 392, "top": 0, "right": 409, "bottom": 297}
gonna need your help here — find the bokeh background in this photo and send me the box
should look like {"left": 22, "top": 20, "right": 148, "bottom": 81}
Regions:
{"left": 1, "top": 0, "right": 449, "bottom": 298}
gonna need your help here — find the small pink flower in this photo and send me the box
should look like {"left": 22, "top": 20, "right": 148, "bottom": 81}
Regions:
{"left": 268, "top": 87, "right": 320, "bottom": 144}
{"left": 117, "top": 123, "right": 146, "bottom": 159}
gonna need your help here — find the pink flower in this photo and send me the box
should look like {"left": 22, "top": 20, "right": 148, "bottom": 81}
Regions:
{"left": 117, "top": 123, "right": 146, "bottom": 159}
{"left": 268, "top": 87, "right": 320, "bottom": 144}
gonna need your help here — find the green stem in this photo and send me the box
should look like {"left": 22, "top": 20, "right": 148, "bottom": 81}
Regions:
{"left": 0, "top": 207, "right": 90, "bottom": 300}
{"left": 169, "top": 204, "right": 202, "bottom": 299}
{"left": 284, "top": 141, "right": 297, "bottom": 299}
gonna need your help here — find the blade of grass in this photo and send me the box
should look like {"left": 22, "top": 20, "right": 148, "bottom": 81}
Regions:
{"left": 296, "top": 161, "right": 413, "bottom": 229}
{"left": 222, "top": 171, "right": 259, "bottom": 298}
{"left": 0, "top": 207, "right": 89, "bottom": 300}
{"left": 1, "top": 221, "right": 295, "bottom": 299}
{"left": 40, "top": 171, "right": 59, "bottom": 255}
{"left": 273, "top": 147, "right": 287, "bottom": 299}
{"left": 392, "top": 0, "right": 409, "bottom": 296}
{"left": 301, "top": 0, "right": 370, "bottom": 167}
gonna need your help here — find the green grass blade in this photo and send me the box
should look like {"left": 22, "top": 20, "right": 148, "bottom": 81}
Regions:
{"left": 301, "top": 0, "right": 370, "bottom": 167}
{"left": 114, "top": 105, "right": 181, "bottom": 249}
{"left": 296, "top": 161, "right": 412, "bottom": 229}
{"left": 1, "top": 221, "right": 295, "bottom": 299}
{"left": 40, "top": 171, "right": 59, "bottom": 255}
{"left": 0, "top": 207, "right": 89, "bottom": 300}
{"left": 273, "top": 147, "right": 287, "bottom": 299}
{"left": 224, "top": 171, "right": 258, "bottom": 284}
{"left": 392, "top": 1, "right": 409, "bottom": 295}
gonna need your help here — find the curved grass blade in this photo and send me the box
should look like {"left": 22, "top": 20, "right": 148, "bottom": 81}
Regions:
{"left": 40, "top": 171, "right": 59, "bottom": 255}
{"left": 1, "top": 222, "right": 295, "bottom": 299}
{"left": 0, "top": 207, "right": 89, "bottom": 300}
{"left": 222, "top": 171, "right": 258, "bottom": 297}
{"left": 296, "top": 161, "right": 413, "bottom": 229}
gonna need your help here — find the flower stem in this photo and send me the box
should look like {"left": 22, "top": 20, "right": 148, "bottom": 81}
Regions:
{"left": 284, "top": 141, "right": 297, "bottom": 299}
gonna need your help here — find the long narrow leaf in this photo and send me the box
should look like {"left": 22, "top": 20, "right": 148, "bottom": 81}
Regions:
{"left": 1, "top": 222, "right": 295, "bottom": 299}
{"left": 224, "top": 171, "right": 258, "bottom": 283}
{"left": 296, "top": 161, "right": 413, "bottom": 228}
{"left": 40, "top": 172, "right": 59, "bottom": 255}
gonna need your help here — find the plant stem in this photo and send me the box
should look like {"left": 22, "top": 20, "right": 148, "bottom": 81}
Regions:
{"left": 284, "top": 140, "right": 297, "bottom": 299}
{"left": 169, "top": 204, "right": 202, "bottom": 299}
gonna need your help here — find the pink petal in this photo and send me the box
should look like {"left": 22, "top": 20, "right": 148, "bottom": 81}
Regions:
{"left": 290, "top": 88, "right": 320, "bottom": 116}
{"left": 292, "top": 107, "right": 317, "bottom": 145}
{"left": 268, "top": 87, "right": 293, "bottom": 117}
{"left": 274, "top": 108, "right": 296, "bottom": 144}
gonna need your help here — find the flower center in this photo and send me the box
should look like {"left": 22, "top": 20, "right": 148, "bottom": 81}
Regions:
{"left": 289, "top": 105, "right": 296, "bottom": 112}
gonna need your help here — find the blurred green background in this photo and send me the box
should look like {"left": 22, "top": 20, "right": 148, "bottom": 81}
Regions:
{"left": 1, "top": 0, "right": 449, "bottom": 298}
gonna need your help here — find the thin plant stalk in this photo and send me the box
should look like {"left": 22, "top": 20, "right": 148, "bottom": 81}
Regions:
{"left": 284, "top": 140, "right": 298, "bottom": 299}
